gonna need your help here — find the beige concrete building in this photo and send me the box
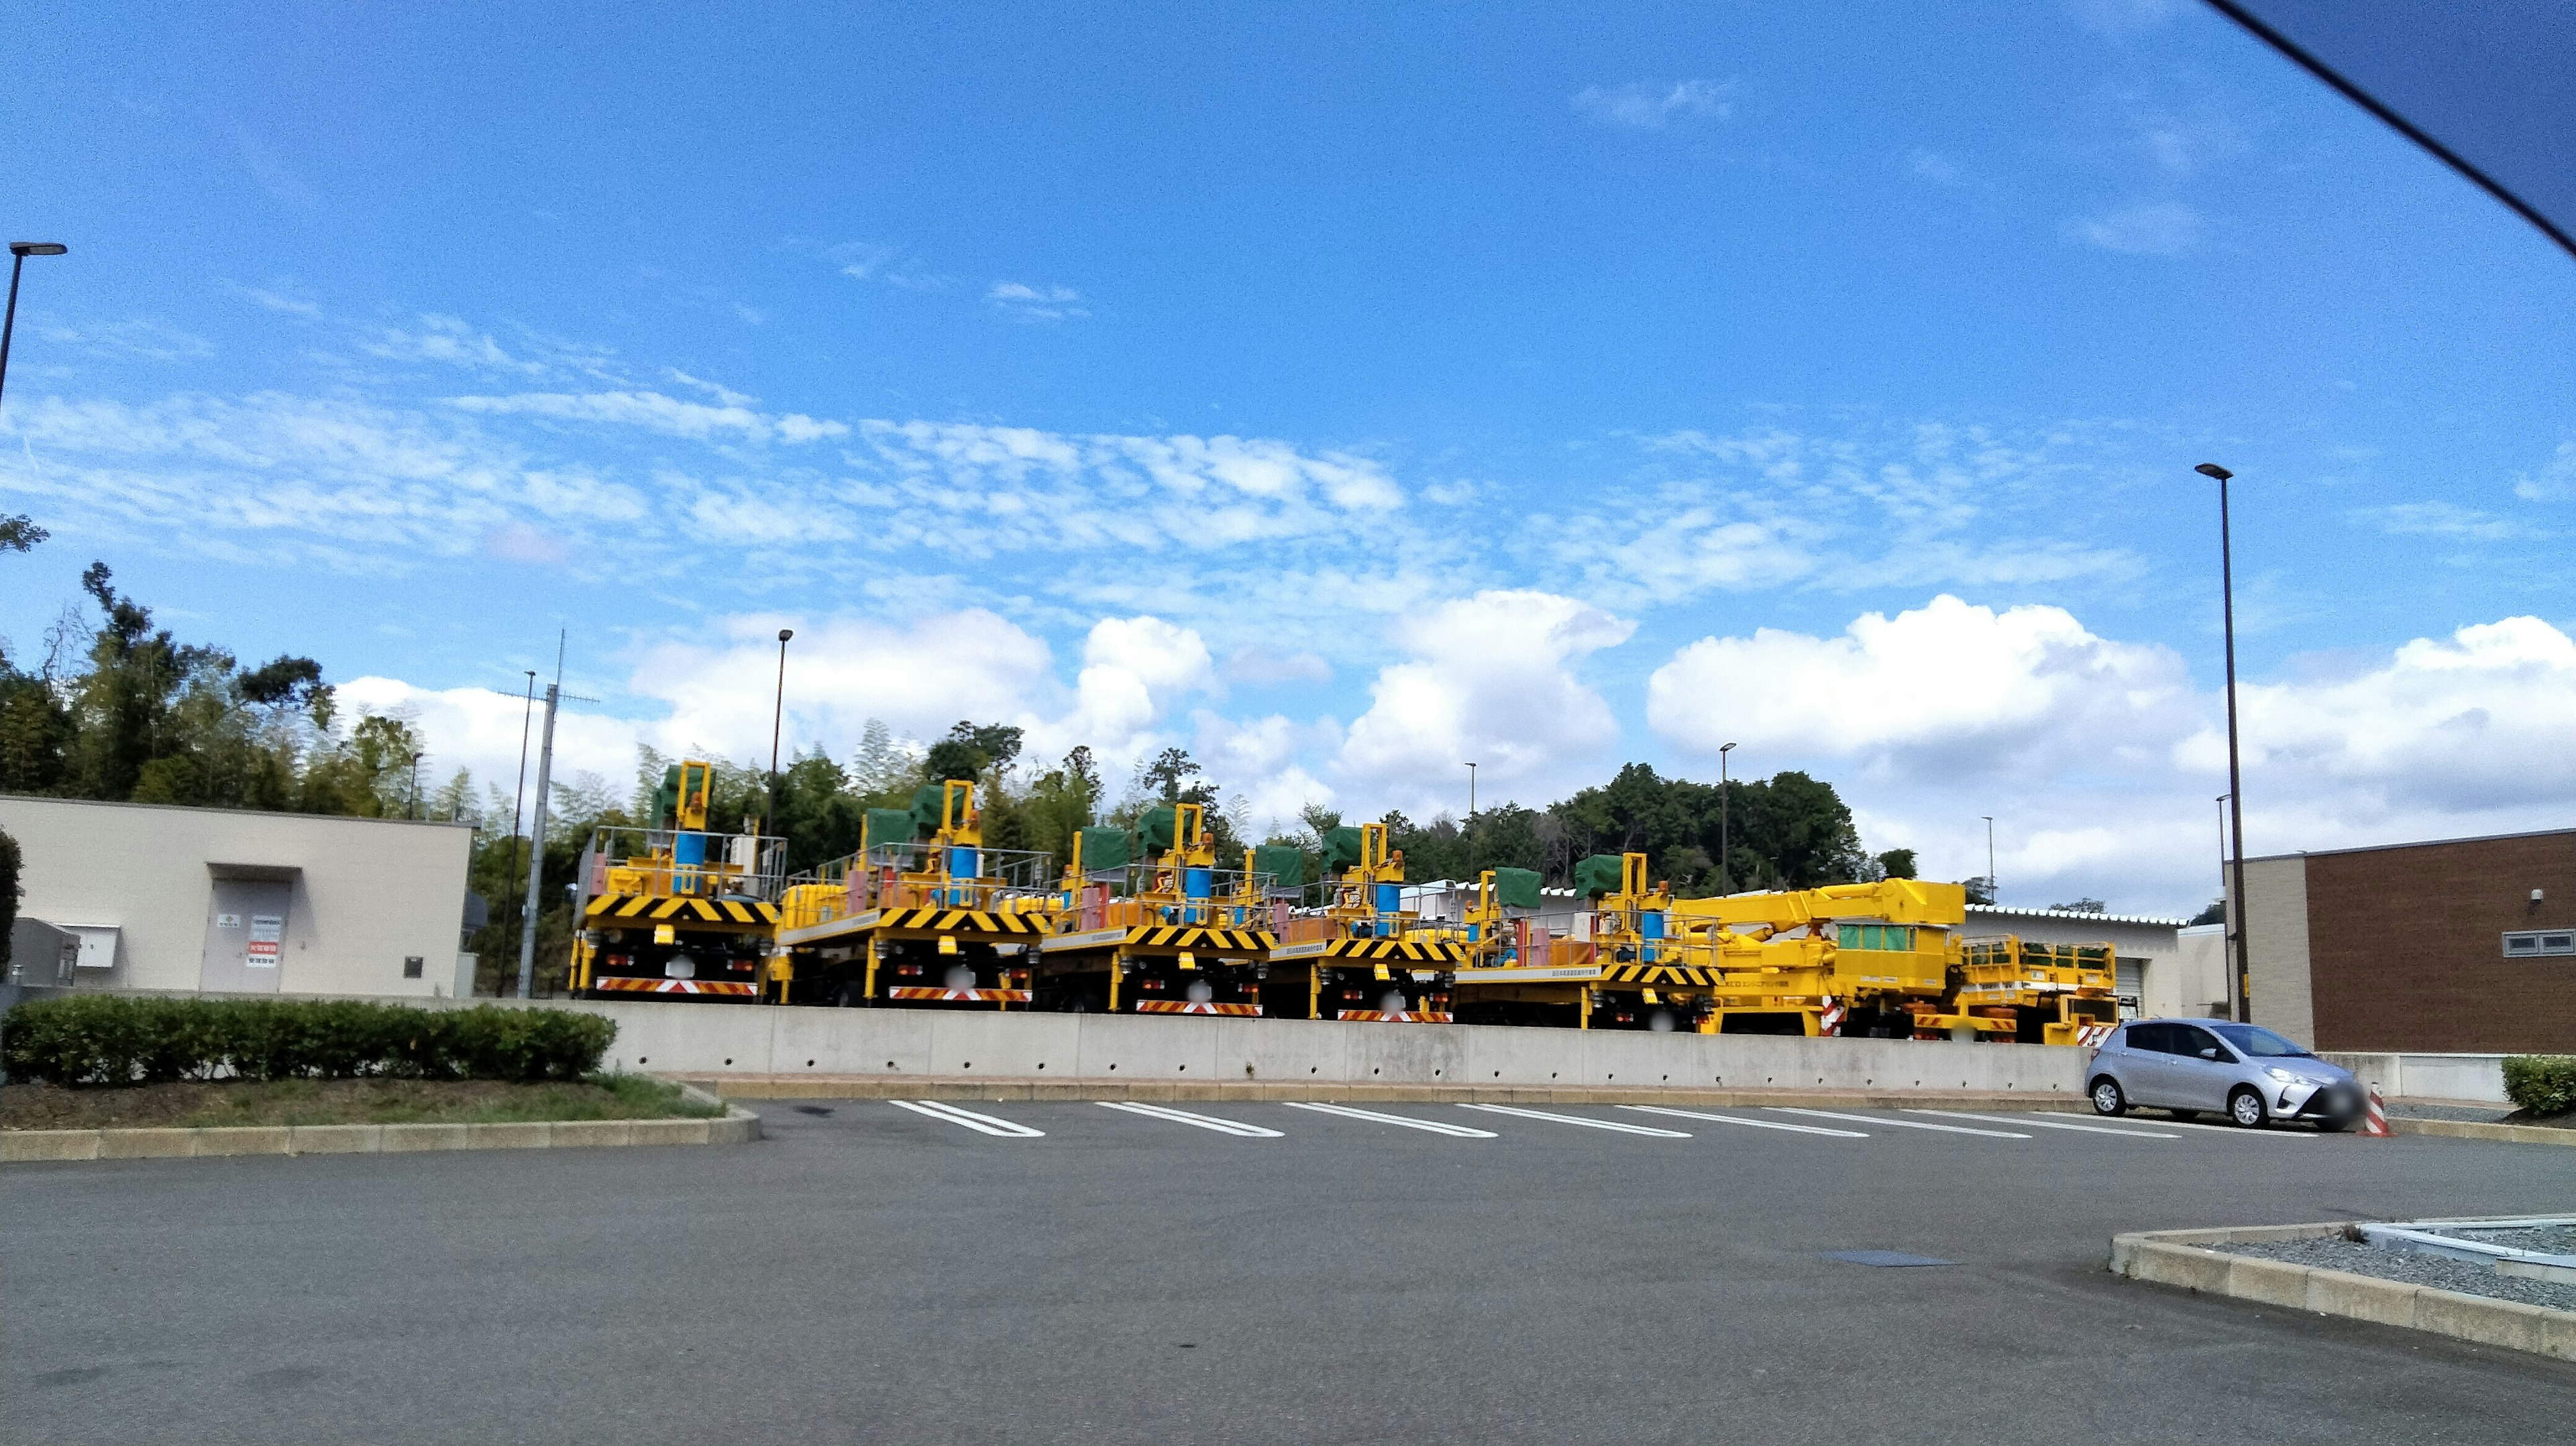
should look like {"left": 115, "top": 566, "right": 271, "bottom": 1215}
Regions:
{"left": 1964, "top": 903, "right": 2209, "bottom": 1021}
{"left": 0, "top": 795, "right": 478, "bottom": 999}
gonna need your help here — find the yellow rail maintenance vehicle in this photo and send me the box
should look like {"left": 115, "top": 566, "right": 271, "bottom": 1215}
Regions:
{"left": 771, "top": 780, "right": 1056, "bottom": 1008}
{"left": 1910, "top": 936, "right": 2121, "bottom": 1045}
{"left": 570, "top": 759, "right": 786, "bottom": 1001}
{"left": 1266, "top": 823, "right": 1469, "bottom": 1021}
{"left": 1668, "top": 879, "right": 1964, "bottom": 1036}
{"left": 1450, "top": 853, "right": 1717, "bottom": 1031}
{"left": 1030, "top": 804, "right": 1292, "bottom": 1015}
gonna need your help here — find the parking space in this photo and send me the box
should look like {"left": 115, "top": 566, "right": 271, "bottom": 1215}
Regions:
{"left": 7, "top": 1098, "right": 2571, "bottom": 1446}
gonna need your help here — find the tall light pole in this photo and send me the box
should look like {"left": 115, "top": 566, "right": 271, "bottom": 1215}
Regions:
{"left": 1464, "top": 761, "right": 1477, "bottom": 820}
{"left": 1718, "top": 742, "right": 1736, "bottom": 894}
{"left": 2216, "top": 792, "right": 2235, "bottom": 1016}
{"left": 407, "top": 750, "right": 425, "bottom": 821}
{"left": 766, "top": 628, "right": 793, "bottom": 835}
{"left": 2198, "top": 461, "right": 2254, "bottom": 1023}
{"left": 0, "top": 242, "right": 71, "bottom": 420}
{"left": 1982, "top": 815, "right": 1996, "bottom": 903}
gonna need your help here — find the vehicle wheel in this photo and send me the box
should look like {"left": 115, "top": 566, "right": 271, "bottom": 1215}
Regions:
{"left": 2227, "top": 1087, "right": 2268, "bottom": 1129}
{"left": 2088, "top": 1076, "right": 2127, "bottom": 1117}
{"left": 834, "top": 980, "right": 862, "bottom": 1008}
{"left": 2168, "top": 1110, "right": 2199, "bottom": 1123}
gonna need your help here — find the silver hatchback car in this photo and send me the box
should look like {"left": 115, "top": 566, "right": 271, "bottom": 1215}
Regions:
{"left": 2086, "top": 1019, "right": 2362, "bottom": 1130}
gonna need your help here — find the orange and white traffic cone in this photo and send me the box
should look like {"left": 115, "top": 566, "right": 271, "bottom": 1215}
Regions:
{"left": 2359, "top": 1084, "right": 2389, "bottom": 1137}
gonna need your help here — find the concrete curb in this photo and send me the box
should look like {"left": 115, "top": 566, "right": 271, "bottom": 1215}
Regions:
{"left": 2395, "top": 1117, "right": 2576, "bottom": 1146}
{"left": 686, "top": 1072, "right": 2094, "bottom": 1112}
{"left": 1, "top": 1105, "right": 760, "bottom": 1162}
{"left": 2109, "top": 1223, "right": 2576, "bottom": 1362}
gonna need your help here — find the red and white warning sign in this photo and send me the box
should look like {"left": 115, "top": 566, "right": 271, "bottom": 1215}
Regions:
{"left": 246, "top": 914, "right": 284, "bottom": 968}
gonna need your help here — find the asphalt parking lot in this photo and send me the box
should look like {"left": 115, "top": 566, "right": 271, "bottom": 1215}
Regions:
{"left": 7, "top": 1100, "right": 2572, "bottom": 1445}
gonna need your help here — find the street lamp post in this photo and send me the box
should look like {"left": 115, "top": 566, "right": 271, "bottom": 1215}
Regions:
{"left": 1718, "top": 742, "right": 1736, "bottom": 894}
{"left": 408, "top": 750, "right": 425, "bottom": 821}
{"left": 1464, "top": 761, "right": 1477, "bottom": 820}
{"left": 767, "top": 628, "right": 793, "bottom": 834}
{"left": 2216, "top": 792, "right": 2235, "bottom": 1017}
{"left": 1982, "top": 815, "right": 1996, "bottom": 903}
{"left": 0, "top": 242, "right": 72, "bottom": 420}
{"left": 2198, "top": 462, "right": 2254, "bottom": 1024}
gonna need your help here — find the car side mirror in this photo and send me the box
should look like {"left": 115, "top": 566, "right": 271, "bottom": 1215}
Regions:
{"left": 2198, "top": 1048, "right": 2218, "bottom": 1060}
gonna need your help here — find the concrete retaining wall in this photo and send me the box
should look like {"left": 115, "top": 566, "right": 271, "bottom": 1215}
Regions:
{"left": 549, "top": 999, "right": 2088, "bottom": 1093}
{"left": 2318, "top": 1052, "right": 2512, "bottom": 1104}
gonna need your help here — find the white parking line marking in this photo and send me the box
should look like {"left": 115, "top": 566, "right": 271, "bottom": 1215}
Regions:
{"left": 1095, "top": 1101, "right": 1283, "bottom": 1137}
{"left": 889, "top": 1099, "right": 1045, "bottom": 1137}
{"left": 1616, "top": 1105, "right": 1868, "bottom": 1137}
{"left": 1768, "top": 1108, "right": 2030, "bottom": 1138}
{"left": 1907, "top": 1109, "right": 2177, "bottom": 1138}
{"left": 1283, "top": 1102, "right": 1497, "bottom": 1137}
{"left": 2125, "top": 1113, "right": 2319, "bottom": 1138}
{"left": 1459, "top": 1103, "right": 1690, "bottom": 1137}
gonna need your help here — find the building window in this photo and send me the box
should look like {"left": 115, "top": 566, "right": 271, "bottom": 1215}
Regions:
{"left": 2502, "top": 931, "right": 2575, "bottom": 958}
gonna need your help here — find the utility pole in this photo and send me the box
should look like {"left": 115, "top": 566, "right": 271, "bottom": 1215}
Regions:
{"left": 2198, "top": 461, "right": 2255, "bottom": 1023}
{"left": 517, "top": 680, "right": 559, "bottom": 999}
{"left": 1718, "top": 742, "right": 1736, "bottom": 894}
{"left": 492, "top": 671, "right": 536, "bottom": 998}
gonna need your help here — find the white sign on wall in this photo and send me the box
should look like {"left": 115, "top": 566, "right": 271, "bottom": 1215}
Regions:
{"left": 216, "top": 913, "right": 241, "bottom": 929}
{"left": 246, "top": 914, "right": 284, "bottom": 968}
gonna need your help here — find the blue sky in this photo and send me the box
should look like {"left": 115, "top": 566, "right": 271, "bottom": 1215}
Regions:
{"left": 4, "top": 0, "right": 2573, "bottom": 913}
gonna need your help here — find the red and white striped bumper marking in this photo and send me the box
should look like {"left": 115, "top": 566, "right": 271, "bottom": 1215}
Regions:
{"left": 2076, "top": 1023, "right": 2114, "bottom": 1046}
{"left": 594, "top": 977, "right": 757, "bottom": 997}
{"left": 1134, "top": 1000, "right": 1260, "bottom": 1016}
{"left": 1819, "top": 1000, "right": 1845, "bottom": 1036}
{"left": 1335, "top": 1009, "right": 1452, "bottom": 1023}
{"left": 886, "top": 987, "right": 1034, "bottom": 1003}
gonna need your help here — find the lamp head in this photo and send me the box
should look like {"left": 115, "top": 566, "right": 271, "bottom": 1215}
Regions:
{"left": 9, "top": 243, "right": 68, "bottom": 258}
{"left": 1720, "top": 741, "right": 1735, "bottom": 754}
{"left": 2194, "top": 462, "right": 2233, "bottom": 481}
{"left": 777, "top": 628, "right": 794, "bottom": 643}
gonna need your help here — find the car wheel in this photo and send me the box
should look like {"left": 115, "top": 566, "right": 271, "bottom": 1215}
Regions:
{"left": 2228, "top": 1087, "right": 2267, "bottom": 1129}
{"left": 2089, "top": 1076, "right": 2127, "bottom": 1116}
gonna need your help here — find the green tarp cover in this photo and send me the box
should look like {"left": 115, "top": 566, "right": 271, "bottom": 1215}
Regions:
{"left": 1572, "top": 854, "right": 1627, "bottom": 899}
{"left": 651, "top": 764, "right": 682, "bottom": 829}
{"left": 1076, "top": 826, "right": 1133, "bottom": 873}
{"left": 1493, "top": 867, "right": 1544, "bottom": 909}
{"left": 908, "top": 785, "right": 948, "bottom": 838}
{"left": 1135, "top": 805, "right": 1179, "bottom": 855}
{"left": 865, "top": 807, "right": 922, "bottom": 851}
{"left": 1252, "top": 844, "right": 1305, "bottom": 891}
{"left": 1320, "top": 826, "right": 1366, "bottom": 875}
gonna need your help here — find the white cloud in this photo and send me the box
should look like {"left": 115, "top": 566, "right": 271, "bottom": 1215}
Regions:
{"left": 2350, "top": 500, "right": 2532, "bottom": 542}
{"left": 362, "top": 315, "right": 551, "bottom": 375}
{"left": 1053, "top": 616, "right": 1218, "bottom": 759}
{"left": 2514, "top": 441, "right": 2576, "bottom": 502}
{"left": 2061, "top": 201, "right": 2200, "bottom": 256}
{"left": 986, "top": 282, "right": 1088, "bottom": 321}
{"left": 38, "top": 319, "right": 216, "bottom": 363}
{"left": 1572, "top": 79, "right": 1733, "bottom": 129}
{"left": 1648, "top": 595, "right": 2195, "bottom": 779}
{"left": 1337, "top": 590, "right": 1634, "bottom": 806}
{"left": 447, "top": 390, "right": 849, "bottom": 445}
{"left": 333, "top": 675, "right": 644, "bottom": 818}
{"left": 1646, "top": 599, "right": 2576, "bottom": 915}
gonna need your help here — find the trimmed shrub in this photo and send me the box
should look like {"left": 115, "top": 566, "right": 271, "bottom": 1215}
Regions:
{"left": 0, "top": 996, "right": 614, "bottom": 1087}
{"left": 2502, "top": 1055, "right": 2576, "bottom": 1118}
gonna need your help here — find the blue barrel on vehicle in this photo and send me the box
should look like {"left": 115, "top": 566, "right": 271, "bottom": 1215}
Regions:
{"left": 1640, "top": 909, "right": 1664, "bottom": 962}
{"left": 1183, "top": 867, "right": 1212, "bottom": 899}
{"left": 1374, "top": 883, "right": 1401, "bottom": 915}
{"left": 674, "top": 830, "right": 707, "bottom": 866}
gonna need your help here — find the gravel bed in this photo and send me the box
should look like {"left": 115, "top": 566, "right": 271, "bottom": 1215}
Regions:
{"left": 2384, "top": 1101, "right": 2518, "bottom": 1123}
{"left": 2216, "top": 1235, "right": 2576, "bottom": 1313}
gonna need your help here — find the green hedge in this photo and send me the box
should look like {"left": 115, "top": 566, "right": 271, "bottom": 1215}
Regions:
{"left": 0, "top": 996, "right": 616, "bottom": 1087}
{"left": 2502, "top": 1055, "right": 2576, "bottom": 1118}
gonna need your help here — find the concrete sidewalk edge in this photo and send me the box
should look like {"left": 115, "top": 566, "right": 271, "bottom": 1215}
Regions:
{"left": 1, "top": 1105, "right": 761, "bottom": 1162}
{"left": 2109, "top": 1223, "right": 2576, "bottom": 1361}
{"left": 2394, "top": 1117, "right": 2576, "bottom": 1147}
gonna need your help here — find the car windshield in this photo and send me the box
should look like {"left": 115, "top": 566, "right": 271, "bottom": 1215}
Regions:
{"left": 2209, "top": 1023, "right": 2310, "bottom": 1058}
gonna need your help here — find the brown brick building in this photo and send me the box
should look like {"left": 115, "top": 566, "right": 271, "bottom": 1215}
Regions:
{"left": 2237, "top": 829, "right": 2576, "bottom": 1052}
